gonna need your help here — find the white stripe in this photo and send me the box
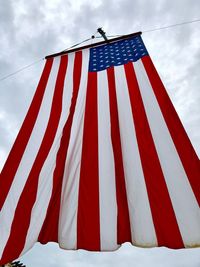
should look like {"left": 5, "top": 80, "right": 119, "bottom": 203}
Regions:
{"left": 58, "top": 49, "right": 90, "bottom": 249}
{"left": 21, "top": 53, "right": 76, "bottom": 254}
{"left": 0, "top": 57, "right": 60, "bottom": 257}
{"left": 114, "top": 65, "right": 157, "bottom": 247}
{"left": 135, "top": 59, "right": 200, "bottom": 246}
{"left": 97, "top": 70, "right": 118, "bottom": 251}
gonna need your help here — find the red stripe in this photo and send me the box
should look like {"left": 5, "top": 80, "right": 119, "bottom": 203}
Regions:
{"left": 107, "top": 67, "right": 132, "bottom": 244}
{"left": 1, "top": 56, "right": 68, "bottom": 264}
{"left": 142, "top": 56, "right": 200, "bottom": 206}
{"left": 124, "top": 62, "right": 184, "bottom": 248}
{"left": 77, "top": 71, "right": 100, "bottom": 250}
{"left": 38, "top": 51, "right": 82, "bottom": 244}
{"left": 0, "top": 59, "right": 53, "bottom": 211}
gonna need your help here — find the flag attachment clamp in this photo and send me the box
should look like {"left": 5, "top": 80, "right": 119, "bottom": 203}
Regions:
{"left": 97, "top": 27, "right": 109, "bottom": 42}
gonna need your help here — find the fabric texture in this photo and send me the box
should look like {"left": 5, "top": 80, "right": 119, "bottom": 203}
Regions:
{"left": 0, "top": 35, "right": 200, "bottom": 264}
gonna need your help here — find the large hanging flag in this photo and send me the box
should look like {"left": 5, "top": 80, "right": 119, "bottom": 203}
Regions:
{"left": 0, "top": 32, "right": 200, "bottom": 264}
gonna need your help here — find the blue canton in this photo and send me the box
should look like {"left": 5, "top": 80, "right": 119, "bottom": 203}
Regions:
{"left": 89, "top": 35, "right": 148, "bottom": 72}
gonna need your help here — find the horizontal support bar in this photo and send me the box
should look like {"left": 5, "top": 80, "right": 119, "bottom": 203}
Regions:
{"left": 45, "top": 31, "right": 142, "bottom": 59}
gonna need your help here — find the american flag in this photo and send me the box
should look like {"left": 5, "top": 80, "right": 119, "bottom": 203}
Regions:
{"left": 0, "top": 33, "right": 200, "bottom": 264}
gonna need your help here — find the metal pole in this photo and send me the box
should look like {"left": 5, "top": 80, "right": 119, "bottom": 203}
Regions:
{"left": 97, "top": 27, "right": 108, "bottom": 41}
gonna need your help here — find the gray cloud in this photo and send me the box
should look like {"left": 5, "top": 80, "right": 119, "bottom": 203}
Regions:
{"left": 20, "top": 243, "right": 200, "bottom": 267}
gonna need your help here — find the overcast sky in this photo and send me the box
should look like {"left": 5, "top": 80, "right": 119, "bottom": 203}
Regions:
{"left": 0, "top": 0, "right": 200, "bottom": 266}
